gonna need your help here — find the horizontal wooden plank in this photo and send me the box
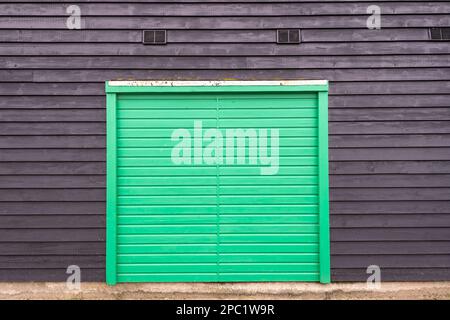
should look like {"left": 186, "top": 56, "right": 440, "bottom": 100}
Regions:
{"left": 2, "top": 16, "right": 449, "bottom": 29}
{"left": 0, "top": 215, "right": 105, "bottom": 228}
{"left": 0, "top": 95, "right": 105, "bottom": 109}
{"left": 330, "top": 121, "right": 450, "bottom": 134}
{"left": 0, "top": 94, "right": 442, "bottom": 111}
{"left": 5, "top": 56, "right": 450, "bottom": 69}
{"left": 0, "top": 123, "right": 105, "bottom": 135}
{"left": 1, "top": 82, "right": 449, "bottom": 95}
{"left": 30, "top": 68, "right": 450, "bottom": 82}
{"left": 2, "top": 42, "right": 450, "bottom": 56}
{"left": 331, "top": 201, "right": 450, "bottom": 214}
{"left": 0, "top": 229, "right": 105, "bottom": 242}
{"left": 0, "top": 149, "right": 105, "bottom": 161}
{"left": 332, "top": 254, "right": 450, "bottom": 268}
{"left": 0, "top": 109, "right": 105, "bottom": 122}
{"left": 331, "top": 188, "right": 450, "bottom": 201}
{"left": 331, "top": 174, "right": 450, "bottom": 188}
{"left": 331, "top": 214, "right": 450, "bottom": 228}
{"left": 331, "top": 241, "right": 450, "bottom": 255}
{"left": 0, "top": 162, "right": 105, "bottom": 175}
{"left": 0, "top": 201, "right": 105, "bottom": 215}
{"left": 330, "top": 95, "right": 450, "bottom": 108}
{"left": 331, "top": 81, "right": 450, "bottom": 95}
{"left": 330, "top": 134, "right": 450, "bottom": 148}
{"left": 0, "top": 175, "right": 105, "bottom": 188}
{"left": 0, "top": 268, "right": 104, "bottom": 282}
{"left": 2, "top": 3, "right": 448, "bottom": 16}
{"left": 0, "top": 242, "right": 105, "bottom": 255}
{"left": 303, "top": 28, "right": 433, "bottom": 42}
{"left": 0, "top": 29, "right": 435, "bottom": 43}
{"left": 0, "top": 255, "right": 105, "bottom": 269}
{"left": 330, "top": 148, "right": 450, "bottom": 161}
{"left": 330, "top": 161, "right": 450, "bottom": 174}
{"left": 0, "top": 136, "right": 105, "bottom": 148}
{"left": 330, "top": 108, "right": 450, "bottom": 121}
{"left": 332, "top": 268, "right": 450, "bottom": 281}
{"left": 0, "top": 189, "right": 105, "bottom": 201}
{"left": 331, "top": 227, "right": 450, "bottom": 241}
{"left": 0, "top": 70, "right": 32, "bottom": 81}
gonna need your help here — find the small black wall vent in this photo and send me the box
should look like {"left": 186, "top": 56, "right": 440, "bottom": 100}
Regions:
{"left": 430, "top": 27, "right": 450, "bottom": 40}
{"left": 143, "top": 30, "right": 167, "bottom": 45}
{"left": 277, "top": 29, "right": 300, "bottom": 44}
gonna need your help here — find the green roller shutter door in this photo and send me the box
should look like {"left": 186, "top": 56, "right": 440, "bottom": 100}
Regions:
{"left": 106, "top": 82, "right": 330, "bottom": 284}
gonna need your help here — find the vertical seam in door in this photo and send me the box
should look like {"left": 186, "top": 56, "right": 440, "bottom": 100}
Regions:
{"left": 216, "top": 96, "right": 220, "bottom": 281}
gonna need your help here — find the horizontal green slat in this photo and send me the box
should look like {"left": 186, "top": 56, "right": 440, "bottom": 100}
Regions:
{"left": 118, "top": 234, "right": 216, "bottom": 244}
{"left": 118, "top": 177, "right": 216, "bottom": 186}
{"left": 118, "top": 244, "right": 217, "bottom": 254}
{"left": 220, "top": 224, "right": 319, "bottom": 234}
{"left": 118, "top": 167, "right": 217, "bottom": 176}
{"left": 118, "top": 109, "right": 216, "bottom": 119}
{"left": 118, "top": 225, "right": 215, "bottom": 234}
{"left": 118, "top": 254, "right": 216, "bottom": 264}
{"left": 218, "top": 97, "right": 317, "bottom": 108}
{"left": 118, "top": 264, "right": 217, "bottom": 273}
{"left": 117, "top": 169, "right": 318, "bottom": 179}
{"left": 118, "top": 206, "right": 217, "bottom": 215}
{"left": 220, "top": 166, "right": 318, "bottom": 176}
{"left": 118, "top": 186, "right": 216, "bottom": 196}
{"left": 117, "top": 147, "right": 318, "bottom": 157}
{"left": 117, "top": 216, "right": 319, "bottom": 226}
{"left": 219, "top": 119, "right": 317, "bottom": 128}
{"left": 117, "top": 98, "right": 217, "bottom": 109}
{"left": 118, "top": 128, "right": 318, "bottom": 138}
{"left": 118, "top": 156, "right": 317, "bottom": 167}
{"left": 118, "top": 93, "right": 317, "bottom": 100}
{"left": 118, "top": 224, "right": 319, "bottom": 234}
{"left": 220, "top": 205, "right": 318, "bottom": 214}
{"left": 220, "top": 176, "right": 318, "bottom": 185}
{"left": 219, "top": 108, "right": 317, "bottom": 118}
{"left": 118, "top": 215, "right": 217, "bottom": 224}
{"left": 219, "top": 195, "right": 318, "bottom": 205}
{"left": 220, "top": 263, "right": 319, "bottom": 273}
{"left": 218, "top": 273, "right": 319, "bottom": 282}
{"left": 117, "top": 137, "right": 318, "bottom": 148}
{"left": 118, "top": 109, "right": 317, "bottom": 119}
{"left": 220, "top": 243, "right": 319, "bottom": 253}
{"left": 220, "top": 186, "right": 318, "bottom": 195}
{"left": 220, "top": 234, "right": 318, "bottom": 243}
{"left": 118, "top": 196, "right": 216, "bottom": 205}
{"left": 117, "top": 274, "right": 218, "bottom": 282}
{"left": 117, "top": 253, "right": 319, "bottom": 263}
{"left": 220, "top": 253, "right": 319, "bottom": 263}
{"left": 118, "top": 166, "right": 319, "bottom": 176}
{"left": 220, "top": 215, "right": 318, "bottom": 224}
{"left": 118, "top": 119, "right": 216, "bottom": 128}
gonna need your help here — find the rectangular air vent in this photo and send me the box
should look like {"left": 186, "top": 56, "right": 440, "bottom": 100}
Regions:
{"left": 277, "top": 29, "right": 301, "bottom": 44}
{"left": 143, "top": 30, "right": 167, "bottom": 45}
{"left": 430, "top": 27, "right": 450, "bottom": 40}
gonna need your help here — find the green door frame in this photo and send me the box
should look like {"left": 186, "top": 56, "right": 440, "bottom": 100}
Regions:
{"left": 105, "top": 80, "right": 330, "bottom": 285}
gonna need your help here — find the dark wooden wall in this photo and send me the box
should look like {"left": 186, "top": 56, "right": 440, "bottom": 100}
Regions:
{"left": 1, "top": 0, "right": 450, "bottom": 282}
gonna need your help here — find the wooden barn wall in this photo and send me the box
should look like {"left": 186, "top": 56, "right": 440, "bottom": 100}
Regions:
{"left": 0, "top": 0, "right": 449, "bottom": 282}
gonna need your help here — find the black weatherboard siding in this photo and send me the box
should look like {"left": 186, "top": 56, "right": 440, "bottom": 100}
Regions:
{"left": 1, "top": 0, "right": 450, "bottom": 282}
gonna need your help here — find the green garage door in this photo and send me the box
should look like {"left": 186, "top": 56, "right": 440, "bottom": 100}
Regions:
{"left": 106, "top": 81, "right": 329, "bottom": 284}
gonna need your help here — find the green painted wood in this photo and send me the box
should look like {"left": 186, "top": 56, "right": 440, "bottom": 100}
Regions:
{"left": 106, "top": 92, "right": 117, "bottom": 285}
{"left": 318, "top": 91, "right": 331, "bottom": 283}
{"left": 106, "top": 82, "right": 329, "bottom": 283}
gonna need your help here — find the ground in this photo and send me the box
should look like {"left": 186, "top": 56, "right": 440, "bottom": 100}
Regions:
{"left": 0, "top": 282, "right": 449, "bottom": 300}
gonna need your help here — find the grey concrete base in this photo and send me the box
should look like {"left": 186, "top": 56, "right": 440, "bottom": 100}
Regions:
{"left": 0, "top": 282, "right": 450, "bottom": 300}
